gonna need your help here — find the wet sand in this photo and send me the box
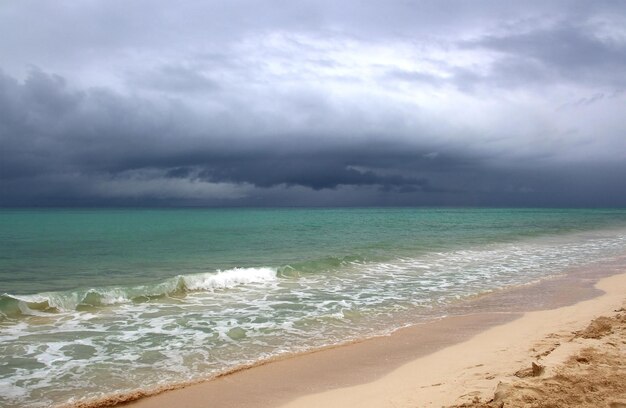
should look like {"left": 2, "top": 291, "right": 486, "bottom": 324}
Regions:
{"left": 73, "top": 256, "right": 626, "bottom": 408}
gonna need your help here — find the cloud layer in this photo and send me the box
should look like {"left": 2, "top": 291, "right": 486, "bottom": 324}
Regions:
{"left": 1, "top": 0, "right": 625, "bottom": 206}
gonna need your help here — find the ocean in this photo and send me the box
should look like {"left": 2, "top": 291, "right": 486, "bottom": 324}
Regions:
{"left": 1, "top": 208, "right": 626, "bottom": 407}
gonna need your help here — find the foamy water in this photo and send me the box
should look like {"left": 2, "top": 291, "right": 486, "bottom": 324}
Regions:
{"left": 1, "top": 208, "right": 626, "bottom": 407}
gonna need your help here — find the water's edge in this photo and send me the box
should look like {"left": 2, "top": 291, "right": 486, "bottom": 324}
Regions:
{"left": 60, "top": 254, "right": 626, "bottom": 408}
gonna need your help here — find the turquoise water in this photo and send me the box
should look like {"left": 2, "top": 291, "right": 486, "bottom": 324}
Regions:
{"left": 1, "top": 208, "right": 626, "bottom": 407}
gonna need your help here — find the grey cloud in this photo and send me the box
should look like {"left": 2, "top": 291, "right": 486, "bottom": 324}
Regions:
{"left": 2, "top": 2, "right": 626, "bottom": 207}
{"left": 384, "top": 69, "right": 443, "bottom": 86}
{"left": 381, "top": 13, "right": 626, "bottom": 92}
{"left": 474, "top": 23, "right": 626, "bottom": 69}
{"left": 2, "top": 68, "right": 626, "bottom": 206}
{"left": 461, "top": 21, "right": 626, "bottom": 89}
{"left": 132, "top": 65, "right": 221, "bottom": 94}
{"left": 0, "top": 70, "right": 495, "bottom": 204}
{"left": 0, "top": 69, "right": 453, "bottom": 190}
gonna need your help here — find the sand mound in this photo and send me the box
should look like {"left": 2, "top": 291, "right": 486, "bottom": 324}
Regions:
{"left": 451, "top": 307, "right": 626, "bottom": 408}
{"left": 577, "top": 316, "right": 613, "bottom": 339}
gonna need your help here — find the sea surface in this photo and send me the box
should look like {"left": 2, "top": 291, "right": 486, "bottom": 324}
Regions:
{"left": 1, "top": 208, "right": 626, "bottom": 407}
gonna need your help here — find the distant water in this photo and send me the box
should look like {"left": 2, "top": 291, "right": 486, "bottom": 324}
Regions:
{"left": 1, "top": 208, "right": 626, "bottom": 407}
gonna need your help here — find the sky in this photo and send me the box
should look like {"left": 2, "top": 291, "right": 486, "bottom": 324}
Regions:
{"left": 1, "top": 0, "right": 625, "bottom": 207}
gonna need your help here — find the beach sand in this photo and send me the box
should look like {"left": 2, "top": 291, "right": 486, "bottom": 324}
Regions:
{"left": 281, "top": 272, "right": 626, "bottom": 408}
{"left": 86, "top": 259, "right": 626, "bottom": 408}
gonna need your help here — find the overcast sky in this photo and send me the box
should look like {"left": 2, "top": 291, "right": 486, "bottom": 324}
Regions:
{"left": 1, "top": 0, "right": 625, "bottom": 206}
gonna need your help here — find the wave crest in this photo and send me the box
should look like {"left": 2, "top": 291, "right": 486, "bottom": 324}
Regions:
{"left": 0, "top": 267, "right": 277, "bottom": 319}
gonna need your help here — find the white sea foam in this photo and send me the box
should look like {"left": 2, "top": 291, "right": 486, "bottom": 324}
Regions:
{"left": 0, "top": 267, "right": 278, "bottom": 318}
{"left": 183, "top": 267, "right": 278, "bottom": 291}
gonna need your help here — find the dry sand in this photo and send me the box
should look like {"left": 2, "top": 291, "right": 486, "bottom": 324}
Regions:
{"left": 452, "top": 312, "right": 626, "bottom": 408}
{"left": 88, "top": 262, "right": 626, "bottom": 408}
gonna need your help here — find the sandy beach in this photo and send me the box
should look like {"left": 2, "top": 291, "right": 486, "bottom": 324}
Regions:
{"left": 73, "top": 258, "right": 626, "bottom": 408}
{"left": 281, "top": 270, "right": 626, "bottom": 408}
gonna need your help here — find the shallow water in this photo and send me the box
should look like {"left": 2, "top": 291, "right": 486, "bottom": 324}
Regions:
{"left": 1, "top": 208, "right": 626, "bottom": 407}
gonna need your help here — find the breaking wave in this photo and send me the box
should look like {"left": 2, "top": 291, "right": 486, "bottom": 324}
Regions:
{"left": 0, "top": 267, "right": 278, "bottom": 319}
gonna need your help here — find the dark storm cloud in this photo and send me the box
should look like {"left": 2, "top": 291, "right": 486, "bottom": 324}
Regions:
{"left": 192, "top": 156, "right": 441, "bottom": 192}
{"left": 1, "top": 1, "right": 626, "bottom": 206}
{"left": 0, "top": 69, "right": 455, "bottom": 202}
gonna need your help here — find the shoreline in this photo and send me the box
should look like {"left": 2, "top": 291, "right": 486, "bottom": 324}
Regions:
{"left": 70, "top": 255, "right": 626, "bottom": 408}
{"left": 281, "top": 264, "right": 626, "bottom": 408}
